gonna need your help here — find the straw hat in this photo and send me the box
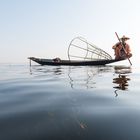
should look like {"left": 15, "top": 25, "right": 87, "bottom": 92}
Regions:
{"left": 120, "top": 35, "right": 130, "bottom": 40}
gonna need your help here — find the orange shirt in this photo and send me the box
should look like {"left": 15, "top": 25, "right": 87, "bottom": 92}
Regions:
{"left": 112, "top": 42, "right": 131, "bottom": 59}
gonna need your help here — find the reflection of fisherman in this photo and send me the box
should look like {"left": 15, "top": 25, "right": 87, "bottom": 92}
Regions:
{"left": 112, "top": 35, "right": 132, "bottom": 60}
{"left": 113, "top": 74, "right": 130, "bottom": 90}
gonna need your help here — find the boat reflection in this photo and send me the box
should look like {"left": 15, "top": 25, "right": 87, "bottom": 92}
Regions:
{"left": 29, "top": 65, "right": 113, "bottom": 89}
{"left": 52, "top": 67, "right": 63, "bottom": 75}
{"left": 29, "top": 65, "right": 132, "bottom": 97}
{"left": 113, "top": 66, "right": 131, "bottom": 97}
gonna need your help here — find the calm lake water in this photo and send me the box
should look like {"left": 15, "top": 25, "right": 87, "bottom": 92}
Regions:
{"left": 0, "top": 64, "right": 140, "bottom": 140}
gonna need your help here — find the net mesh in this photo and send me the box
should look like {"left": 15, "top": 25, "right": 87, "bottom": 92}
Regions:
{"left": 68, "top": 37, "right": 112, "bottom": 61}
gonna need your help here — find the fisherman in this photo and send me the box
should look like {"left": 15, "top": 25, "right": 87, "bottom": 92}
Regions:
{"left": 112, "top": 35, "right": 132, "bottom": 60}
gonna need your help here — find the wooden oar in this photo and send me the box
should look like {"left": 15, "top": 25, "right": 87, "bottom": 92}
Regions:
{"left": 115, "top": 32, "right": 132, "bottom": 65}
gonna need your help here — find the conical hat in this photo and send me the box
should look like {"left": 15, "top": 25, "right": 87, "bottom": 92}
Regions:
{"left": 120, "top": 35, "right": 130, "bottom": 40}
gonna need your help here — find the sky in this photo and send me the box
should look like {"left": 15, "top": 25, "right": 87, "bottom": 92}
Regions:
{"left": 0, "top": 0, "right": 139, "bottom": 65}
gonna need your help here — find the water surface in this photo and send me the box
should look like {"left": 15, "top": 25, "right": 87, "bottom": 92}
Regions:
{"left": 0, "top": 64, "right": 140, "bottom": 140}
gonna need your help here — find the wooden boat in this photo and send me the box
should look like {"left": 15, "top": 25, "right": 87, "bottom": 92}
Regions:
{"left": 28, "top": 37, "right": 126, "bottom": 66}
{"left": 28, "top": 57, "right": 125, "bottom": 66}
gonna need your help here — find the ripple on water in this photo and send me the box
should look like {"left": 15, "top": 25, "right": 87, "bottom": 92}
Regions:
{"left": 0, "top": 64, "right": 140, "bottom": 140}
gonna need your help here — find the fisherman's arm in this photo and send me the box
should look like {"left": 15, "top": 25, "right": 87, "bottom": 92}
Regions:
{"left": 112, "top": 42, "right": 120, "bottom": 49}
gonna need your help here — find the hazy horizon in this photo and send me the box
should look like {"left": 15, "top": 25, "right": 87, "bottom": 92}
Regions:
{"left": 0, "top": 0, "right": 139, "bottom": 65}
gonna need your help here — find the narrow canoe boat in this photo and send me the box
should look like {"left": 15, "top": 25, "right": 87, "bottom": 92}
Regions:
{"left": 28, "top": 57, "right": 125, "bottom": 66}
{"left": 28, "top": 37, "right": 126, "bottom": 66}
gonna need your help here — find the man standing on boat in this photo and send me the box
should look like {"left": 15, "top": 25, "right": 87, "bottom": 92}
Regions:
{"left": 112, "top": 35, "right": 132, "bottom": 60}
